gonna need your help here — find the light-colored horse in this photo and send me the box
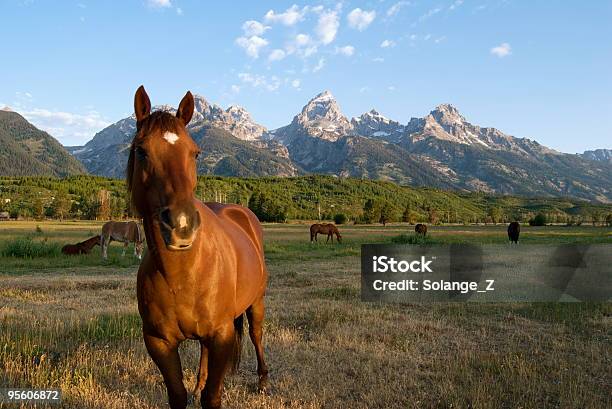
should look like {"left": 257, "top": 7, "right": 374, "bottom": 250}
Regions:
{"left": 101, "top": 220, "right": 145, "bottom": 259}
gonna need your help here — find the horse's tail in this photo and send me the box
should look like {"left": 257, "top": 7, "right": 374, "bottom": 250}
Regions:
{"left": 231, "top": 313, "right": 244, "bottom": 374}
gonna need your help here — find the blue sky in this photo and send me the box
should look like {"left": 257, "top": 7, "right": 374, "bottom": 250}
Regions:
{"left": 0, "top": 1, "right": 610, "bottom": 153}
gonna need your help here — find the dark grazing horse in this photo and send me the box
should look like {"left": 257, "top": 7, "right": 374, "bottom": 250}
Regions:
{"left": 61, "top": 235, "right": 100, "bottom": 255}
{"left": 508, "top": 221, "right": 520, "bottom": 244}
{"left": 415, "top": 223, "right": 428, "bottom": 236}
{"left": 310, "top": 223, "right": 342, "bottom": 243}
{"left": 128, "top": 86, "right": 268, "bottom": 409}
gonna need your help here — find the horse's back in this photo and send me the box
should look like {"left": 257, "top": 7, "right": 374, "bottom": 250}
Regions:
{"left": 204, "top": 202, "right": 264, "bottom": 253}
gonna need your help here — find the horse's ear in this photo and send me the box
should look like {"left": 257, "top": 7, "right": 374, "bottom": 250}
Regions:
{"left": 134, "top": 85, "right": 151, "bottom": 127}
{"left": 176, "top": 91, "right": 194, "bottom": 125}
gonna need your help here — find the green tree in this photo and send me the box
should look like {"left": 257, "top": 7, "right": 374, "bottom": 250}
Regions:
{"left": 529, "top": 213, "right": 547, "bottom": 226}
{"left": 379, "top": 202, "right": 397, "bottom": 226}
{"left": 489, "top": 207, "right": 503, "bottom": 224}
{"left": 362, "top": 199, "right": 380, "bottom": 224}
{"left": 51, "top": 191, "right": 71, "bottom": 220}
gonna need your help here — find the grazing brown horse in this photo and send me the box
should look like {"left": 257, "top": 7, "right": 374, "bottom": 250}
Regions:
{"left": 101, "top": 220, "right": 145, "bottom": 259}
{"left": 128, "top": 86, "right": 268, "bottom": 409}
{"left": 310, "top": 223, "right": 342, "bottom": 243}
{"left": 415, "top": 223, "right": 428, "bottom": 236}
{"left": 61, "top": 235, "right": 100, "bottom": 255}
{"left": 508, "top": 221, "right": 520, "bottom": 244}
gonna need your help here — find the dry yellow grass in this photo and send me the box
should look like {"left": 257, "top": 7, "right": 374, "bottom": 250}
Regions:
{"left": 0, "top": 221, "right": 610, "bottom": 408}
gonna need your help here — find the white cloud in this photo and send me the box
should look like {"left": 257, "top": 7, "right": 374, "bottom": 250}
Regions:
{"left": 490, "top": 42, "right": 511, "bottom": 58}
{"left": 268, "top": 49, "right": 286, "bottom": 62}
{"left": 419, "top": 7, "right": 441, "bottom": 22}
{"left": 435, "top": 36, "right": 446, "bottom": 43}
{"left": 20, "top": 108, "right": 111, "bottom": 145}
{"left": 380, "top": 39, "right": 396, "bottom": 48}
{"left": 449, "top": 0, "right": 464, "bottom": 11}
{"left": 147, "top": 0, "right": 171, "bottom": 8}
{"left": 387, "top": 85, "right": 396, "bottom": 91}
{"left": 238, "top": 73, "right": 281, "bottom": 91}
{"left": 291, "top": 79, "right": 301, "bottom": 89}
{"left": 264, "top": 5, "right": 305, "bottom": 26}
{"left": 242, "top": 20, "right": 270, "bottom": 36}
{"left": 359, "top": 86, "right": 369, "bottom": 93}
{"left": 313, "top": 58, "right": 325, "bottom": 72}
{"left": 285, "top": 34, "right": 318, "bottom": 58}
{"left": 387, "top": 1, "right": 409, "bottom": 17}
{"left": 295, "top": 33, "right": 311, "bottom": 46}
{"left": 347, "top": 8, "right": 376, "bottom": 31}
{"left": 316, "top": 10, "right": 339, "bottom": 44}
{"left": 372, "top": 57, "right": 385, "bottom": 62}
{"left": 235, "top": 35, "right": 268, "bottom": 58}
{"left": 424, "top": 33, "right": 432, "bottom": 41}
{"left": 335, "top": 45, "right": 355, "bottom": 56}
{"left": 230, "top": 85, "right": 240, "bottom": 94}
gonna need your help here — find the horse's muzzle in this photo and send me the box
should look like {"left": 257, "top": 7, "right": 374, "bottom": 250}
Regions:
{"left": 159, "top": 206, "right": 201, "bottom": 250}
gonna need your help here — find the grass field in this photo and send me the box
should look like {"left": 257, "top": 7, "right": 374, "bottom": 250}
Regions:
{"left": 0, "top": 221, "right": 610, "bottom": 408}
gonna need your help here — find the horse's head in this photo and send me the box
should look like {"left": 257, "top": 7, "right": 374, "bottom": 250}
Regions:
{"left": 127, "top": 86, "right": 201, "bottom": 251}
{"left": 335, "top": 230, "right": 342, "bottom": 243}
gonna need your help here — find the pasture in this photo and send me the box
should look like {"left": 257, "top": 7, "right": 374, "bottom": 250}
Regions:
{"left": 0, "top": 221, "right": 610, "bottom": 408}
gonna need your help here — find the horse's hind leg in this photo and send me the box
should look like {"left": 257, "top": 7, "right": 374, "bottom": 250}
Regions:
{"left": 247, "top": 296, "right": 269, "bottom": 392}
{"left": 192, "top": 341, "right": 208, "bottom": 402}
{"left": 143, "top": 334, "right": 188, "bottom": 409}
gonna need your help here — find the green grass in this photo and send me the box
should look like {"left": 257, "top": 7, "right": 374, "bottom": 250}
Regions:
{"left": 0, "top": 236, "right": 62, "bottom": 258}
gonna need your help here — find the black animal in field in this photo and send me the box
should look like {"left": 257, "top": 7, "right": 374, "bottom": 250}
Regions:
{"left": 507, "top": 221, "right": 520, "bottom": 244}
{"left": 415, "top": 223, "right": 428, "bottom": 236}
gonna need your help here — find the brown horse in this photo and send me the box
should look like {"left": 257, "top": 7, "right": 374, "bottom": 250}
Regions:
{"left": 415, "top": 223, "right": 428, "bottom": 236}
{"left": 61, "top": 235, "right": 100, "bottom": 255}
{"left": 310, "top": 223, "right": 342, "bottom": 243}
{"left": 101, "top": 220, "right": 145, "bottom": 260}
{"left": 128, "top": 86, "right": 268, "bottom": 409}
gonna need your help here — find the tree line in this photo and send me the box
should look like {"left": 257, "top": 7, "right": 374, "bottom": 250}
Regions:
{"left": 1, "top": 175, "right": 611, "bottom": 225}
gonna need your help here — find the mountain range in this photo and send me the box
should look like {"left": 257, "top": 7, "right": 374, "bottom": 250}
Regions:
{"left": 0, "top": 108, "right": 85, "bottom": 177}
{"left": 1, "top": 92, "right": 610, "bottom": 203}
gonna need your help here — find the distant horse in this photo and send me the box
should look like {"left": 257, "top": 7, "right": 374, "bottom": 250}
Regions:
{"left": 127, "top": 86, "right": 268, "bottom": 409}
{"left": 310, "top": 223, "right": 342, "bottom": 243}
{"left": 415, "top": 223, "right": 428, "bottom": 236}
{"left": 508, "top": 221, "right": 520, "bottom": 244}
{"left": 61, "top": 235, "right": 100, "bottom": 255}
{"left": 101, "top": 220, "right": 145, "bottom": 259}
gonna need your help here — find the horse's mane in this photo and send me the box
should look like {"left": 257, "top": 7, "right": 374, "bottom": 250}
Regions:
{"left": 127, "top": 111, "right": 184, "bottom": 194}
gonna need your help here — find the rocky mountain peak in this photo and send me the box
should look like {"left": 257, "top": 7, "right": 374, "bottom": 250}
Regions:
{"left": 298, "top": 90, "right": 346, "bottom": 123}
{"left": 430, "top": 103, "right": 466, "bottom": 125}
{"left": 1, "top": 106, "right": 13, "bottom": 112}
{"left": 352, "top": 108, "right": 404, "bottom": 141}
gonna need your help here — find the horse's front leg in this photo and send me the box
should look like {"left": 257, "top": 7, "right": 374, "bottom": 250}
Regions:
{"left": 101, "top": 235, "right": 108, "bottom": 260}
{"left": 202, "top": 323, "right": 235, "bottom": 409}
{"left": 192, "top": 340, "right": 208, "bottom": 402}
{"left": 143, "top": 333, "right": 188, "bottom": 409}
{"left": 122, "top": 241, "right": 128, "bottom": 257}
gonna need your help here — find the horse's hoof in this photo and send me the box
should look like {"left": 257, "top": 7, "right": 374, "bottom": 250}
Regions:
{"left": 257, "top": 375, "right": 269, "bottom": 394}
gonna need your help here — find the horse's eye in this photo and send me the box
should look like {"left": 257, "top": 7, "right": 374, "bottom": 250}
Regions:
{"left": 135, "top": 146, "right": 148, "bottom": 161}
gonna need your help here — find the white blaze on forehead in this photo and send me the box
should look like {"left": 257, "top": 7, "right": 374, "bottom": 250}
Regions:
{"left": 163, "top": 131, "right": 180, "bottom": 145}
{"left": 178, "top": 214, "right": 188, "bottom": 229}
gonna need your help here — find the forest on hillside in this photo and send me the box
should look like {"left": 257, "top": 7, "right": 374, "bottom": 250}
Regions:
{"left": 0, "top": 175, "right": 611, "bottom": 225}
